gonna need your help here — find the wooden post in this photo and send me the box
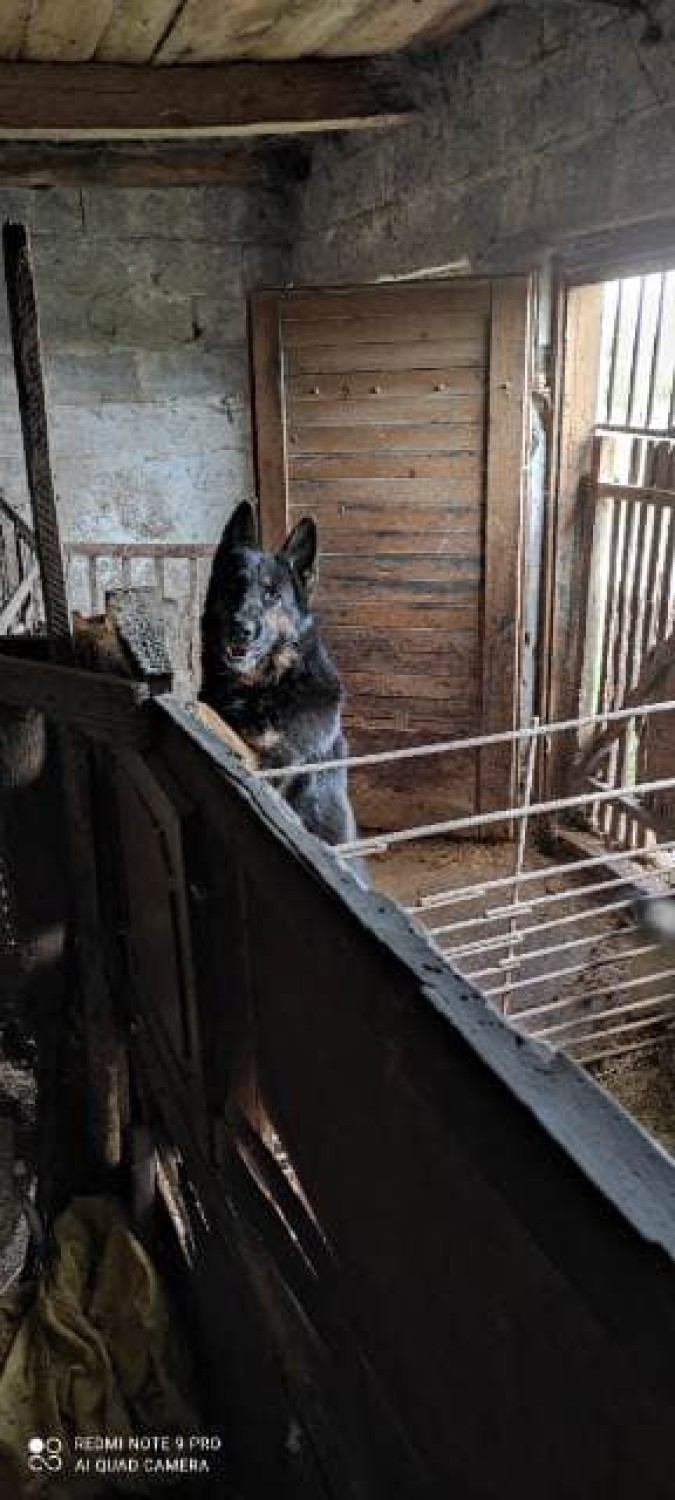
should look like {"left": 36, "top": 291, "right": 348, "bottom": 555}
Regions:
{"left": 2, "top": 220, "right": 121, "bottom": 1174}
{"left": 2, "top": 222, "right": 70, "bottom": 650}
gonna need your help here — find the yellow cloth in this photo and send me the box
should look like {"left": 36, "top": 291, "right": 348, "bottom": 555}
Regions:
{"left": 0, "top": 1197, "right": 198, "bottom": 1497}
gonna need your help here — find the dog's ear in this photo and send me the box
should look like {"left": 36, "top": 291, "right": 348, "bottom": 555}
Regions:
{"left": 280, "top": 516, "right": 318, "bottom": 599}
{"left": 218, "top": 500, "right": 257, "bottom": 554}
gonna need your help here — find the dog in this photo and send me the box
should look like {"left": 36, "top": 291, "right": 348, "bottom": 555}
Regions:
{"left": 200, "top": 501, "right": 364, "bottom": 872}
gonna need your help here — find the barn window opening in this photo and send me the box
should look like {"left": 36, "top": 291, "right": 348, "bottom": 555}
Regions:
{"left": 578, "top": 267, "right": 675, "bottom": 852}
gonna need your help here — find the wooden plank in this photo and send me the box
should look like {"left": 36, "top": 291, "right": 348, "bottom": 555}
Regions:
{"left": 2, "top": 222, "right": 70, "bottom": 646}
{"left": 343, "top": 670, "right": 479, "bottom": 704}
{"left": 282, "top": 283, "right": 491, "bottom": 322}
{"left": 288, "top": 338, "right": 487, "bottom": 374}
{"left": 318, "top": 525, "right": 480, "bottom": 556}
{"left": 320, "top": 0, "right": 490, "bottom": 54}
{"left": 292, "top": 500, "right": 476, "bottom": 530}
{"left": 283, "top": 311, "right": 486, "bottom": 348}
{"left": 158, "top": 0, "right": 293, "bottom": 61}
{"left": 249, "top": 293, "right": 287, "bottom": 549}
{"left": 479, "top": 276, "right": 532, "bottom": 814}
{"left": 95, "top": 0, "right": 184, "bottom": 62}
{"left": 230, "top": 0, "right": 375, "bottom": 60}
{"left": 324, "top": 624, "right": 479, "bottom": 673}
{"left": 0, "top": 0, "right": 31, "bottom": 55}
{"left": 287, "top": 393, "right": 484, "bottom": 426}
{"left": 0, "top": 561, "right": 38, "bottom": 630}
{"left": 292, "top": 480, "right": 483, "bottom": 510}
{"left": 21, "top": 0, "right": 116, "bottom": 61}
{"left": 153, "top": 697, "right": 675, "bottom": 1500}
{"left": 66, "top": 540, "right": 214, "bottom": 559}
{"left": 546, "top": 283, "right": 604, "bottom": 795}
{"left": 288, "top": 420, "right": 480, "bottom": 453}
{"left": 290, "top": 477, "right": 482, "bottom": 505}
{"left": 319, "top": 599, "right": 480, "bottom": 631}
{"left": 0, "top": 61, "right": 412, "bottom": 139}
{"left": 350, "top": 763, "right": 478, "bottom": 830}
{"left": 289, "top": 452, "right": 482, "bottom": 482}
{"left": 0, "top": 141, "right": 265, "bottom": 186}
{"left": 0, "top": 652, "right": 150, "bottom": 745}
{"left": 320, "top": 555, "right": 481, "bottom": 587}
{"left": 596, "top": 481, "right": 675, "bottom": 507}
{"left": 290, "top": 367, "right": 487, "bottom": 403}
{"left": 289, "top": 422, "right": 483, "bottom": 454}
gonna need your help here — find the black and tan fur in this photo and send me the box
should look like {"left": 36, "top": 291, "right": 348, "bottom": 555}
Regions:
{"left": 200, "top": 501, "right": 362, "bottom": 859}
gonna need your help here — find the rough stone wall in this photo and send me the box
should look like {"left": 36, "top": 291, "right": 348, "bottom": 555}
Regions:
{"left": 291, "top": 0, "right": 675, "bottom": 285}
{"left": 0, "top": 185, "right": 289, "bottom": 543}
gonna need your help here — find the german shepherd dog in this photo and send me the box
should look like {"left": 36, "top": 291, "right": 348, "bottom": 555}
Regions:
{"left": 200, "top": 501, "right": 364, "bottom": 868}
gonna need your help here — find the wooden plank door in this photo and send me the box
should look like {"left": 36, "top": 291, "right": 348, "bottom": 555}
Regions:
{"left": 250, "top": 277, "right": 532, "bottom": 833}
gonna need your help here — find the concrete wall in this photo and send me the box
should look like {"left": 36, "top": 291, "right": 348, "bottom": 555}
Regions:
{"left": 0, "top": 185, "right": 289, "bottom": 544}
{"left": 290, "top": 0, "right": 675, "bottom": 285}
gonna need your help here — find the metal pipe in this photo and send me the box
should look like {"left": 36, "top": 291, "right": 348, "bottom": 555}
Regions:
{"left": 427, "top": 869, "right": 669, "bottom": 938}
{"left": 571, "top": 1035, "right": 669, "bottom": 1066}
{"left": 531, "top": 989, "right": 675, "bottom": 1041}
{"left": 408, "top": 839, "right": 675, "bottom": 913}
{"left": 544, "top": 1010, "right": 675, "bottom": 1052}
{"left": 447, "top": 909, "right": 639, "bottom": 960}
{"left": 255, "top": 698, "right": 675, "bottom": 783}
{"left": 480, "top": 940, "right": 657, "bottom": 997}
{"left": 336, "top": 776, "right": 675, "bottom": 857}
{"left": 508, "top": 965, "right": 675, "bottom": 1021}
{"left": 503, "top": 715, "right": 539, "bottom": 1012}
{"left": 462, "top": 927, "right": 647, "bottom": 981}
{"left": 443, "top": 895, "right": 635, "bottom": 955}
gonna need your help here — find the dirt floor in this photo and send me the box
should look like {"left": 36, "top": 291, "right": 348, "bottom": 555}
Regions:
{"left": 371, "top": 834, "right": 675, "bottom": 1157}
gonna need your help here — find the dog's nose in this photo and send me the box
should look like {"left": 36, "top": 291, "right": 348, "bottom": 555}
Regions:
{"left": 232, "top": 617, "right": 257, "bottom": 645}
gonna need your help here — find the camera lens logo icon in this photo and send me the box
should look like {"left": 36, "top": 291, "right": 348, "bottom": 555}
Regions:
{"left": 27, "top": 1437, "right": 63, "bottom": 1473}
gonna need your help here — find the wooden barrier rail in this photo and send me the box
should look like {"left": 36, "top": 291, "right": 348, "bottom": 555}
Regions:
{"left": 3, "top": 635, "right": 674, "bottom": 1495}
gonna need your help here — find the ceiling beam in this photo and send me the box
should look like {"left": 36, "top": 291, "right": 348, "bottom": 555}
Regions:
{"left": 0, "top": 61, "right": 413, "bottom": 141}
{"left": 0, "top": 141, "right": 277, "bottom": 186}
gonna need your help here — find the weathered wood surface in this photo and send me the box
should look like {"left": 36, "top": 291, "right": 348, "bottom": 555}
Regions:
{"left": 479, "top": 275, "right": 531, "bottom": 813}
{"left": 2, "top": 221, "right": 70, "bottom": 644}
{"left": 0, "top": 61, "right": 412, "bottom": 139}
{"left": 249, "top": 293, "right": 286, "bottom": 550}
{"left": 253, "top": 277, "right": 528, "bottom": 833}
{"left": 546, "top": 283, "right": 604, "bottom": 795}
{"left": 0, "top": 141, "right": 270, "bottom": 186}
{"left": 0, "top": 651, "right": 151, "bottom": 743}
{"left": 0, "top": 0, "right": 491, "bottom": 64}
{"left": 148, "top": 694, "right": 675, "bottom": 1499}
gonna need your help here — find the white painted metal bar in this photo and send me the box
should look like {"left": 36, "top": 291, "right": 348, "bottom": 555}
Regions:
{"left": 503, "top": 716, "right": 539, "bottom": 1012}
{"left": 408, "top": 839, "right": 675, "bottom": 913}
{"left": 480, "top": 940, "right": 659, "bottom": 997}
{"left": 468, "top": 939, "right": 656, "bottom": 986}
{"left": 462, "top": 927, "right": 647, "bottom": 980}
{"left": 508, "top": 965, "right": 675, "bottom": 1022}
{"left": 570, "top": 1035, "right": 669, "bottom": 1066}
{"left": 539, "top": 1010, "right": 675, "bottom": 1052}
{"left": 337, "top": 776, "right": 675, "bottom": 857}
{"left": 531, "top": 989, "right": 675, "bottom": 1041}
{"left": 447, "top": 888, "right": 642, "bottom": 948}
{"left": 427, "top": 869, "right": 669, "bottom": 938}
{"left": 256, "top": 698, "right": 675, "bottom": 783}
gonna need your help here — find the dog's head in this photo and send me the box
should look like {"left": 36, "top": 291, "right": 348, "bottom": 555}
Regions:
{"left": 202, "top": 500, "right": 318, "bottom": 680}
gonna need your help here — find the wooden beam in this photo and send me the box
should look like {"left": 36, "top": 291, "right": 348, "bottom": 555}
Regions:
{"left": 0, "top": 649, "right": 152, "bottom": 746}
{"left": 0, "top": 61, "right": 413, "bottom": 141}
{"left": 2, "top": 221, "right": 71, "bottom": 647}
{"left": 0, "top": 141, "right": 271, "bottom": 186}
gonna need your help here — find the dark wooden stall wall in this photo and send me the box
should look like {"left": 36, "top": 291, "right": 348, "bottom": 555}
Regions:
{"left": 250, "top": 277, "right": 532, "bottom": 832}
